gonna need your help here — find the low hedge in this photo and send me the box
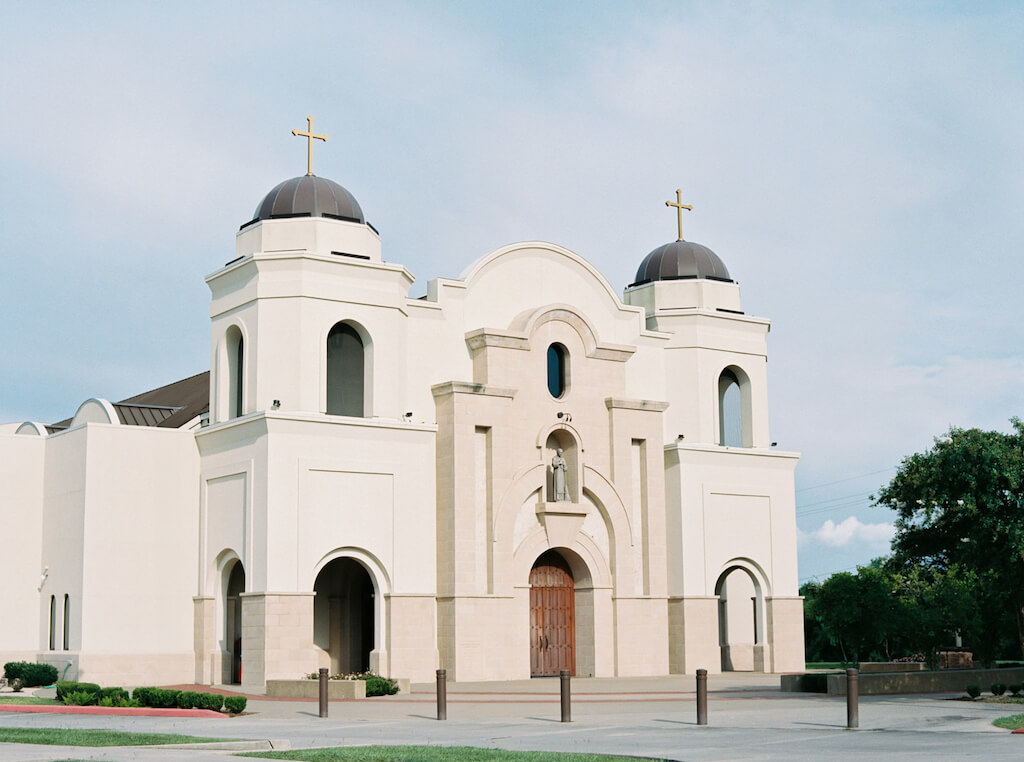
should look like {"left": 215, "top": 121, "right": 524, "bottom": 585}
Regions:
{"left": 132, "top": 687, "right": 223, "bottom": 711}
{"left": 3, "top": 662, "right": 58, "bottom": 687}
{"left": 56, "top": 681, "right": 101, "bottom": 701}
{"left": 224, "top": 695, "right": 247, "bottom": 714}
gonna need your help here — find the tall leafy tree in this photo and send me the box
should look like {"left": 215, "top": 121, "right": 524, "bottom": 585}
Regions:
{"left": 874, "top": 419, "right": 1024, "bottom": 658}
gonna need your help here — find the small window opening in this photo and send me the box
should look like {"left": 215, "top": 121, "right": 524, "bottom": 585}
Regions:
{"left": 49, "top": 595, "right": 56, "bottom": 650}
{"left": 547, "top": 343, "right": 568, "bottom": 398}
{"left": 718, "top": 369, "right": 743, "bottom": 447}
{"left": 63, "top": 594, "right": 70, "bottom": 650}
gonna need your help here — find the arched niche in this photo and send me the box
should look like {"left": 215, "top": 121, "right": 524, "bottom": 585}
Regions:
{"left": 326, "top": 320, "right": 372, "bottom": 417}
{"left": 545, "top": 428, "right": 579, "bottom": 503}
{"left": 714, "top": 558, "right": 769, "bottom": 672}
{"left": 717, "top": 365, "right": 752, "bottom": 448}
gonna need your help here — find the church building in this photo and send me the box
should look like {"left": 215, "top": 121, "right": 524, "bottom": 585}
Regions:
{"left": 0, "top": 121, "right": 804, "bottom": 688}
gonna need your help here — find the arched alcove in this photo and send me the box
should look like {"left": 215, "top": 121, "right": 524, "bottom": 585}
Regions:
{"left": 313, "top": 558, "right": 376, "bottom": 673}
{"left": 714, "top": 563, "right": 766, "bottom": 672}
{"left": 717, "top": 365, "right": 752, "bottom": 447}
{"left": 225, "top": 325, "right": 245, "bottom": 419}
{"left": 223, "top": 559, "right": 245, "bottom": 684}
{"left": 545, "top": 429, "right": 579, "bottom": 503}
{"left": 326, "top": 322, "right": 367, "bottom": 417}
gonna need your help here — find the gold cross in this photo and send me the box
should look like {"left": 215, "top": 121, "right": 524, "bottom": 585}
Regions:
{"left": 665, "top": 188, "right": 693, "bottom": 241}
{"left": 291, "top": 115, "right": 328, "bottom": 176}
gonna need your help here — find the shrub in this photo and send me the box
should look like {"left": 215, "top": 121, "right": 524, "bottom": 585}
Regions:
{"left": 4, "top": 662, "right": 58, "bottom": 687}
{"left": 992, "top": 683, "right": 1007, "bottom": 696}
{"left": 364, "top": 675, "right": 399, "bottom": 697}
{"left": 176, "top": 691, "right": 202, "bottom": 709}
{"left": 9, "top": 678, "right": 23, "bottom": 693}
{"left": 198, "top": 692, "right": 224, "bottom": 711}
{"left": 1009, "top": 684, "right": 1022, "bottom": 696}
{"left": 64, "top": 690, "right": 98, "bottom": 706}
{"left": 223, "top": 695, "right": 247, "bottom": 714}
{"left": 133, "top": 687, "right": 180, "bottom": 708}
{"left": 56, "top": 681, "right": 101, "bottom": 702}
{"left": 97, "top": 687, "right": 129, "bottom": 703}
{"left": 967, "top": 684, "right": 982, "bottom": 699}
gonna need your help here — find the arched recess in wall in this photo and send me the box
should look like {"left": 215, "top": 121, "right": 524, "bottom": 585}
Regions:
{"left": 223, "top": 559, "right": 245, "bottom": 685}
{"left": 326, "top": 321, "right": 371, "bottom": 417}
{"left": 714, "top": 558, "right": 770, "bottom": 673}
{"left": 225, "top": 325, "right": 245, "bottom": 419}
{"left": 717, "top": 365, "right": 752, "bottom": 448}
{"left": 311, "top": 548, "right": 390, "bottom": 676}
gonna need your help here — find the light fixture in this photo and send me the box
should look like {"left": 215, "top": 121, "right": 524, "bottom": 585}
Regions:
{"left": 272, "top": 400, "right": 281, "bottom": 410}
{"left": 676, "top": 434, "right": 685, "bottom": 441}
{"left": 403, "top": 412, "right": 413, "bottom": 420}
{"left": 557, "top": 412, "right": 572, "bottom": 422}
{"left": 771, "top": 442, "right": 778, "bottom": 447}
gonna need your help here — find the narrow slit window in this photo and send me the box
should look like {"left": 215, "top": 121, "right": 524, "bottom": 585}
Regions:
{"left": 547, "top": 343, "right": 568, "bottom": 398}
{"left": 63, "top": 594, "right": 70, "bottom": 650}
{"left": 49, "top": 595, "right": 56, "bottom": 650}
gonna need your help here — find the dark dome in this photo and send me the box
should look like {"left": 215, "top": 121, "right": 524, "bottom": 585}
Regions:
{"left": 243, "top": 175, "right": 364, "bottom": 229}
{"left": 631, "top": 240, "right": 732, "bottom": 286}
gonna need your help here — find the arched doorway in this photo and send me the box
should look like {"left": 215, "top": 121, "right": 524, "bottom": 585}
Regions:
{"left": 314, "top": 558, "right": 375, "bottom": 674}
{"left": 224, "top": 560, "right": 244, "bottom": 684}
{"left": 715, "top": 565, "right": 763, "bottom": 672}
{"left": 530, "top": 550, "right": 576, "bottom": 676}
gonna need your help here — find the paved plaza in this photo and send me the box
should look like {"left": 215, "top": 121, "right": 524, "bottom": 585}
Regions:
{"left": 0, "top": 674, "right": 1021, "bottom": 761}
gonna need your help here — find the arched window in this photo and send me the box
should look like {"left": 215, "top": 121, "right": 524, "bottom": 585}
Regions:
{"left": 63, "top": 594, "right": 70, "bottom": 651}
{"left": 326, "top": 322, "right": 365, "bottom": 417}
{"left": 226, "top": 326, "right": 244, "bottom": 419}
{"left": 547, "top": 343, "right": 568, "bottom": 398}
{"left": 48, "top": 595, "right": 56, "bottom": 650}
{"left": 718, "top": 367, "right": 751, "bottom": 447}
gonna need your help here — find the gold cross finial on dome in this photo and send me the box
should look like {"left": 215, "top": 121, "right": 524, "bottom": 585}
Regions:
{"left": 665, "top": 188, "right": 693, "bottom": 241}
{"left": 291, "top": 115, "right": 328, "bottom": 176}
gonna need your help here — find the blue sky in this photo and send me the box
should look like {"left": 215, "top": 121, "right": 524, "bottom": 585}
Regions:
{"left": 2, "top": 1, "right": 1022, "bottom": 582}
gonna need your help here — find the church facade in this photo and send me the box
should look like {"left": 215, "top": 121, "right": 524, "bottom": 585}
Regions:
{"left": 0, "top": 148, "right": 803, "bottom": 688}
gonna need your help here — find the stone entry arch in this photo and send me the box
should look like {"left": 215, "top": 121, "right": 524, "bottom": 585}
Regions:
{"left": 715, "top": 563, "right": 765, "bottom": 672}
{"left": 224, "top": 560, "right": 245, "bottom": 684}
{"left": 530, "top": 550, "right": 576, "bottom": 676}
{"left": 313, "top": 558, "right": 375, "bottom": 674}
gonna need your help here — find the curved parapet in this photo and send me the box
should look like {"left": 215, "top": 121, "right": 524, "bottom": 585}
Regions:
{"left": 15, "top": 421, "right": 48, "bottom": 436}
{"left": 71, "top": 398, "right": 119, "bottom": 427}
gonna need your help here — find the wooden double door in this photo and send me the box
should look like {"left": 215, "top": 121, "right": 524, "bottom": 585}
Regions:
{"left": 529, "top": 551, "right": 576, "bottom": 676}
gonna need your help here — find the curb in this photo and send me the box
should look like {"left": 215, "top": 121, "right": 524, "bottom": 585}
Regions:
{"left": 0, "top": 704, "right": 225, "bottom": 718}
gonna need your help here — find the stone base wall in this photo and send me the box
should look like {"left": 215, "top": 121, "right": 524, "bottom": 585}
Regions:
{"left": 386, "top": 595, "right": 438, "bottom": 683}
{"left": 782, "top": 667, "right": 1024, "bottom": 695}
{"left": 668, "top": 597, "right": 720, "bottom": 674}
{"left": 766, "top": 596, "right": 805, "bottom": 673}
{"left": 241, "top": 592, "right": 316, "bottom": 690}
{"left": 613, "top": 597, "right": 668, "bottom": 676}
{"left": 43, "top": 651, "right": 194, "bottom": 687}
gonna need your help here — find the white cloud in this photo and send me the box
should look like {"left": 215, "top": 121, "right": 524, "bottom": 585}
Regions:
{"left": 800, "top": 517, "right": 895, "bottom": 549}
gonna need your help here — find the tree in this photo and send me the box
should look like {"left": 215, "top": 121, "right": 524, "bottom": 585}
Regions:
{"left": 807, "top": 565, "right": 901, "bottom": 663}
{"left": 874, "top": 419, "right": 1024, "bottom": 659}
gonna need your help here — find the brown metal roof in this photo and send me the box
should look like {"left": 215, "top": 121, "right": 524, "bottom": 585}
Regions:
{"left": 50, "top": 371, "right": 209, "bottom": 430}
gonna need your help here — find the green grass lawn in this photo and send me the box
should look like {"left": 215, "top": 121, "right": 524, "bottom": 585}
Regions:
{"left": 0, "top": 696, "right": 61, "bottom": 705}
{"left": 0, "top": 728, "right": 230, "bottom": 747}
{"left": 240, "top": 748, "right": 661, "bottom": 761}
{"left": 993, "top": 713, "right": 1024, "bottom": 730}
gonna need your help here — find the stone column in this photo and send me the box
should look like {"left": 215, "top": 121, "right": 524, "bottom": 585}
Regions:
{"left": 240, "top": 592, "right": 316, "bottom": 689}
{"left": 192, "top": 596, "right": 216, "bottom": 685}
{"left": 668, "top": 596, "right": 721, "bottom": 674}
{"left": 766, "top": 596, "right": 805, "bottom": 673}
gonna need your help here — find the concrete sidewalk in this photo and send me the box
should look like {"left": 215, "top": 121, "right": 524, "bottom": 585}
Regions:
{"left": 0, "top": 674, "right": 1020, "bottom": 761}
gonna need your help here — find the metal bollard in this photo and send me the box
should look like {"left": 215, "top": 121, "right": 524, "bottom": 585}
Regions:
{"left": 436, "top": 669, "right": 447, "bottom": 721}
{"left": 318, "top": 667, "right": 328, "bottom": 718}
{"left": 696, "top": 668, "right": 708, "bottom": 726}
{"left": 560, "top": 669, "right": 572, "bottom": 723}
{"left": 846, "top": 668, "right": 859, "bottom": 729}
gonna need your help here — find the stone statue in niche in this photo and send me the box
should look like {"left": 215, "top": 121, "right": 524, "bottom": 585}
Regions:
{"left": 552, "top": 448, "right": 569, "bottom": 502}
